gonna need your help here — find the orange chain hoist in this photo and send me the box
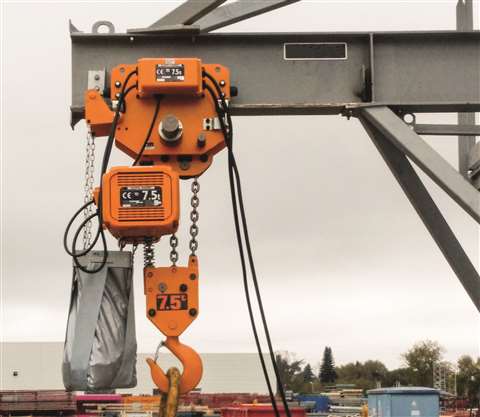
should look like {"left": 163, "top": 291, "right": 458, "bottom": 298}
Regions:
{"left": 84, "top": 57, "right": 233, "bottom": 394}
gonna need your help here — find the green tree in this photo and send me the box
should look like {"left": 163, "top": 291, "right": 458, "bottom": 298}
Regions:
{"left": 385, "top": 367, "right": 416, "bottom": 387}
{"left": 402, "top": 340, "right": 444, "bottom": 387}
{"left": 302, "top": 363, "right": 315, "bottom": 383}
{"left": 457, "top": 355, "right": 480, "bottom": 403}
{"left": 275, "top": 352, "right": 304, "bottom": 393}
{"left": 336, "top": 360, "right": 389, "bottom": 392}
{"left": 320, "top": 347, "right": 337, "bottom": 384}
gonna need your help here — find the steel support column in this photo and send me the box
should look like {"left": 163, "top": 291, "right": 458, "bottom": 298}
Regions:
{"left": 457, "top": 0, "right": 477, "bottom": 178}
{"left": 360, "top": 106, "right": 480, "bottom": 224}
{"left": 360, "top": 117, "right": 480, "bottom": 312}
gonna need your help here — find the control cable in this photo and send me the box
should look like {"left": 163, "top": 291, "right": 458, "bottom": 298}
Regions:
{"left": 64, "top": 70, "right": 138, "bottom": 273}
{"left": 133, "top": 95, "right": 162, "bottom": 166}
{"left": 203, "top": 71, "right": 292, "bottom": 417}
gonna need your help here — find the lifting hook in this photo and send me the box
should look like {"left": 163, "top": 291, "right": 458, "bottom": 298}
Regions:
{"left": 146, "top": 336, "right": 203, "bottom": 394}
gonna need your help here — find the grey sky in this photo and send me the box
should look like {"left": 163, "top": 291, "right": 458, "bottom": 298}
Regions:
{"left": 1, "top": 0, "right": 479, "bottom": 374}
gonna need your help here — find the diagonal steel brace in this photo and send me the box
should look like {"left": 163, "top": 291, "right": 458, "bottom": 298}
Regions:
{"left": 360, "top": 117, "right": 480, "bottom": 312}
{"left": 128, "top": 0, "right": 226, "bottom": 33}
{"left": 359, "top": 106, "right": 480, "bottom": 224}
{"left": 197, "top": 0, "right": 302, "bottom": 33}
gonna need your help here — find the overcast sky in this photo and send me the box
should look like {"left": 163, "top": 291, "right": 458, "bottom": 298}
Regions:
{"left": 1, "top": 0, "right": 479, "bottom": 374}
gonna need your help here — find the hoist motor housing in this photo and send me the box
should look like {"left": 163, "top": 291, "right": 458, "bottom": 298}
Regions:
{"left": 98, "top": 165, "right": 180, "bottom": 243}
{"left": 85, "top": 57, "right": 232, "bottom": 178}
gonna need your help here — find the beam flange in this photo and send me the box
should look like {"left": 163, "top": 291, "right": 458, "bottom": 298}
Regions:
{"left": 359, "top": 106, "right": 480, "bottom": 224}
{"left": 361, "top": 117, "right": 480, "bottom": 312}
{"left": 197, "top": 0, "right": 302, "bottom": 33}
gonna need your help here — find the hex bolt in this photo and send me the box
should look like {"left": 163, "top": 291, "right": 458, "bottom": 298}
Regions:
{"left": 220, "top": 80, "right": 226, "bottom": 87}
{"left": 197, "top": 133, "right": 206, "bottom": 148}
{"left": 189, "top": 273, "right": 197, "bottom": 281}
{"left": 180, "top": 284, "right": 188, "bottom": 292}
{"left": 115, "top": 81, "right": 121, "bottom": 88}
{"left": 189, "top": 308, "right": 198, "bottom": 317}
{"left": 159, "top": 282, "right": 167, "bottom": 292}
{"left": 148, "top": 309, "right": 156, "bottom": 317}
{"left": 94, "top": 74, "right": 100, "bottom": 81}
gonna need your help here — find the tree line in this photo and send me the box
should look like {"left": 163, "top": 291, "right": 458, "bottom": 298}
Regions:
{"left": 275, "top": 340, "right": 479, "bottom": 403}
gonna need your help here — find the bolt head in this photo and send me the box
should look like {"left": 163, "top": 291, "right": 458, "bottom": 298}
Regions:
{"left": 189, "top": 308, "right": 197, "bottom": 317}
{"left": 180, "top": 284, "right": 188, "bottom": 292}
{"left": 179, "top": 160, "right": 190, "bottom": 171}
{"left": 189, "top": 273, "right": 197, "bottom": 281}
{"left": 148, "top": 309, "right": 156, "bottom": 317}
{"left": 197, "top": 133, "right": 206, "bottom": 148}
{"left": 162, "top": 115, "right": 181, "bottom": 138}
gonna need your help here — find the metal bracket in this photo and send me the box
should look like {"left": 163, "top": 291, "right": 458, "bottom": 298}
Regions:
{"left": 414, "top": 124, "right": 480, "bottom": 137}
{"left": 87, "top": 70, "right": 106, "bottom": 96}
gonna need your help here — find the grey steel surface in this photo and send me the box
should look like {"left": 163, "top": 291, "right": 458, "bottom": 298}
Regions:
{"left": 70, "top": 31, "right": 480, "bottom": 124}
{"left": 140, "top": 0, "right": 226, "bottom": 30}
{"left": 196, "top": 0, "right": 302, "bottom": 33}
{"left": 361, "top": 118, "right": 480, "bottom": 312}
{"left": 359, "top": 106, "right": 480, "bottom": 224}
{"left": 414, "top": 124, "right": 480, "bottom": 136}
{"left": 457, "top": 0, "right": 476, "bottom": 179}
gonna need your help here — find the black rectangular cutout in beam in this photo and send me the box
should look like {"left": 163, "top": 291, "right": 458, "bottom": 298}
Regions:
{"left": 284, "top": 42, "right": 347, "bottom": 60}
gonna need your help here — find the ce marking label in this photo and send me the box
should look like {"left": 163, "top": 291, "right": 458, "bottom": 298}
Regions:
{"left": 120, "top": 186, "right": 162, "bottom": 207}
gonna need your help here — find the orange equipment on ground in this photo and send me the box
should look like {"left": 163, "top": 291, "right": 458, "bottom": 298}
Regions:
{"left": 83, "top": 57, "right": 232, "bottom": 396}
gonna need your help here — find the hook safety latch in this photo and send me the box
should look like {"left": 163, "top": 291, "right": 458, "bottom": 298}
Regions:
{"left": 146, "top": 336, "right": 203, "bottom": 394}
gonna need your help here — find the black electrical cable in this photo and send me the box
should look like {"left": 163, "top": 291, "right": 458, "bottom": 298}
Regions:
{"left": 203, "top": 73, "right": 293, "bottom": 417}
{"left": 133, "top": 95, "right": 162, "bottom": 166}
{"left": 64, "top": 70, "right": 138, "bottom": 273}
{"left": 204, "top": 82, "right": 279, "bottom": 416}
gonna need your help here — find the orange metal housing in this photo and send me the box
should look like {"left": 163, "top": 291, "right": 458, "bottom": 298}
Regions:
{"left": 85, "top": 58, "right": 231, "bottom": 178}
{"left": 100, "top": 165, "right": 179, "bottom": 243}
{"left": 144, "top": 256, "right": 199, "bottom": 337}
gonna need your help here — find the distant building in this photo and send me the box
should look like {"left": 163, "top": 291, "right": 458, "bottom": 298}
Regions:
{"left": 0, "top": 342, "right": 276, "bottom": 394}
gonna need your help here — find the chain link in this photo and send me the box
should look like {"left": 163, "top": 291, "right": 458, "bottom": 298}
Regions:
{"left": 144, "top": 238, "right": 155, "bottom": 267}
{"left": 169, "top": 234, "right": 179, "bottom": 266}
{"left": 189, "top": 178, "right": 200, "bottom": 256}
{"left": 83, "top": 130, "right": 96, "bottom": 249}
